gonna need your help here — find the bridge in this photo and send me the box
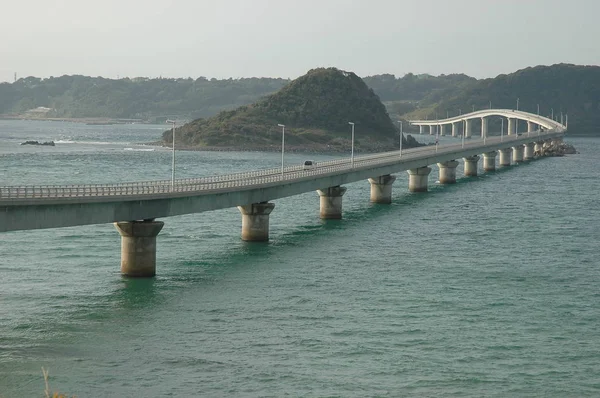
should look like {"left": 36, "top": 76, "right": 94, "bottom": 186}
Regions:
{"left": 0, "top": 109, "right": 566, "bottom": 277}
{"left": 409, "top": 109, "right": 566, "bottom": 138}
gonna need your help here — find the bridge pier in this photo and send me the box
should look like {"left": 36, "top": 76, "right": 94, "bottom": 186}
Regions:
{"left": 419, "top": 125, "right": 424, "bottom": 134}
{"left": 483, "top": 151, "right": 497, "bottom": 171}
{"left": 407, "top": 167, "right": 431, "bottom": 192}
{"left": 508, "top": 118, "right": 516, "bottom": 135}
{"left": 465, "top": 119, "right": 473, "bottom": 138}
{"left": 512, "top": 146, "right": 524, "bottom": 163}
{"left": 114, "top": 220, "right": 164, "bottom": 277}
{"left": 440, "top": 124, "right": 446, "bottom": 136}
{"left": 317, "top": 186, "right": 347, "bottom": 219}
{"left": 429, "top": 125, "right": 435, "bottom": 135}
{"left": 481, "top": 117, "right": 488, "bottom": 138}
{"left": 527, "top": 121, "right": 535, "bottom": 133}
{"left": 437, "top": 160, "right": 459, "bottom": 184}
{"left": 463, "top": 155, "right": 480, "bottom": 177}
{"left": 368, "top": 175, "right": 396, "bottom": 204}
{"left": 237, "top": 202, "right": 275, "bottom": 241}
{"left": 452, "top": 122, "right": 458, "bottom": 137}
{"left": 523, "top": 143, "right": 535, "bottom": 160}
{"left": 534, "top": 142, "right": 543, "bottom": 156}
{"left": 498, "top": 148, "right": 512, "bottom": 166}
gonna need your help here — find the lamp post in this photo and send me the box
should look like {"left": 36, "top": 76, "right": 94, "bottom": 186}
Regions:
{"left": 517, "top": 97, "right": 519, "bottom": 111}
{"left": 537, "top": 103, "right": 540, "bottom": 115}
{"left": 277, "top": 124, "right": 285, "bottom": 176}
{"left": 489, "top": 101, "right": 492, "bottom": 109}
{"left": 462, "top": 120, "right": 465, "bottom": 148}
{"left": 459, "top": 109, "right": 462, "bottom": 116}
{"left": 501, "top": 117, "right": 504, "bottom": 142}
{"left": 349, "top": 122, "right": 355, "bottom": 168}
{"left": 398, "top": 120, "right": 403, "bottom": 158}
{"left": 551, "top": 108, "right": 554, "bottom": 120}
{"left": 166, "top": 119, "right": 176, "bottom": 191}
{"left": 472, "top": 105, "right": 475, "bottom": 112}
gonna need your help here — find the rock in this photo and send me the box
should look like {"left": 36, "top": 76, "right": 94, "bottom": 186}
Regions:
{"left": 536, "top": 141, "right": 577, "bottom": 157}
{"left": 20, "top": 140, "right": 55, "bottom": 146}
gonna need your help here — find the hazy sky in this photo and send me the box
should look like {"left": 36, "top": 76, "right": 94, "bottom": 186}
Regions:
{"left": 1, "top": 0, "right": 598, "bottom": 82}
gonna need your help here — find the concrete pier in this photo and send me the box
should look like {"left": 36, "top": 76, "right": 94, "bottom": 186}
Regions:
{"left": 114, "top": 220, "right": 164, "bottom": 277}
{"left": 508, "top": 118, "right": 515, "bottom": 135}
{"left": 483, "top": 151, "right": 497, "bottom": 171}
{"left": 465, "top": 119, "right": 473, "bottom": 138}
{"left": 368, "top": 175, "right": 396, "bottom": 204}
{"left": 463, "top": 155, "right": 480, "bottom": 177}
{"left": 481, "top": 117, "right": 488, "bottom": 138}
{"left": 437, "top": 160, "right": 459, "bottom": 184}
{"left": 429, "top": 125, "right": 435, "bottom": 135}
{"left": 523, "top": 143, "right": 535, "bottom": 160}
{"left": 512, "top": 146, "right": 524, "bottom": 163}
{"left": 527, "top": 121, "right": 535, "bottom": 133}
{"left": 317, "top": 186, "right": 347, "bottom": 219}
{"left": 407, "top": 167, "right": 432, "bottom": 192}
{"left": 452, "top": 122, "right": 458, "bottom": 137}
{"left": 440, "top": 124, "right": 446, "bottom": 136}
{"left": 237, "top": 202, "right": 275, "bottom": 241}
{"left": 499, "top": 148, "right": 512, "bottom": 166}
{"left": 419, "top": 125, "right": 424, "bottom": 134}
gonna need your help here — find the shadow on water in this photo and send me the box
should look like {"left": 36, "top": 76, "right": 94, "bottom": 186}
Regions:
{"left": 111, "top": 277, "right": 161, "bottom": 310}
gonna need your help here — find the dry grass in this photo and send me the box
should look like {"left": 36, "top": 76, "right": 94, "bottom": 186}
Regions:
{"left": 42, "top": 367, "right": 75, "bottom": 398}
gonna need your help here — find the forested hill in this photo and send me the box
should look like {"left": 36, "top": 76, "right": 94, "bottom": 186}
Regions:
{"left": 362, "top": 73, "right": 476, "bottom": 102}
{"left": 0, "top": 75, "right": 289, "bottom": 121}
{"left": 164, "top": 68, "right": 419, "bottom": 151}
{"left": 0, "top": 72, "right": 475, "bottom": 122}
{"left": 408, "top": 64, "right": 600, "bottom": 135}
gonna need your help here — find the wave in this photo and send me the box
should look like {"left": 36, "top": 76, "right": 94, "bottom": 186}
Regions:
{"left": 55, "top": 140, "right": 133, "bottom": 145}
{"left": 124, "top": 147, "right": 155, "bottom": 152}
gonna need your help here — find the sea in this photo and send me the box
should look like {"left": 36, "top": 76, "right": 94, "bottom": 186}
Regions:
{"left": 0, "top": 119, "right": 599, "bottom": 397}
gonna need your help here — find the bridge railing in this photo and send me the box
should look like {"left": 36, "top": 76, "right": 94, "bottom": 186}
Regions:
{"left": 0, "top": 130, "right": 562, "bottom": 200}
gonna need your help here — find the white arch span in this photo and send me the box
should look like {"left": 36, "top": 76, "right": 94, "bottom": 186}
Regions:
{"left": 409, "top": 109, "right": 566, "bottom": 132}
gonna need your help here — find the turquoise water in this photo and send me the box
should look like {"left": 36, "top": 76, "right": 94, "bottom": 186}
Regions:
{"left": 0, "top": 120, "right": 599, "bottom": 397}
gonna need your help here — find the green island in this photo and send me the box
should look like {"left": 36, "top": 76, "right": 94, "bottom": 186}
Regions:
{"left": 162, "top": 67, "right": 422, "bottom": 152}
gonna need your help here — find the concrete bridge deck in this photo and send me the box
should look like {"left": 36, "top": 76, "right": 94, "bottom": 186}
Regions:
{"left": 0, "top": 109, "right": 566, "bottom": 276}
{"left": 1, "top": 129, "right": 562, "bottom": 233}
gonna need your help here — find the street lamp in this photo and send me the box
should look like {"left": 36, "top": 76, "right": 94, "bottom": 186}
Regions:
{"left": 349, "top": 122, "right": 355, "bottom": 168}
{"left": 472, "top": 105, "right": 475, "bottom": 112}
{"left": 166, "top": 119, "right": 176, "bottom": 191}
{"left": 537, "top": 103, "right": 540, "bottom": 115}
{"left": 277, "top": 124, "right": 285, "bottom": 176}
{"left": 398, "top": 120, "right": 403, "bottom": 158}
{"left": 459, "top": 109, "right": 462, "bottom": 116}
{"left": 489, "top": 101, "right": 492, "bottom": 109}
{"left": 517, "top": 97, "right": 519, "bottom": 111}
{"left": 551, "top": 108, "right": 554, "bottom": 120}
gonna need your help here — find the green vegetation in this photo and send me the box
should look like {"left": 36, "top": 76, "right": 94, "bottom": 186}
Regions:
{"left": 2, "top": 63, "right": 597, "bottom": 140}
{"left": 164, "top": 68, "right": 418, "bottom": 151}
{"left": 0, "top": 75, "right": 289, "bottom": 121}
{"left": 401, "top": 64, "right": 600, "bottom": 135}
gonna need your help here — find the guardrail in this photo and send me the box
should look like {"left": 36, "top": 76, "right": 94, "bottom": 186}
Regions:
{"left": 0, "top": 130, "right": 562, "bottom": 201}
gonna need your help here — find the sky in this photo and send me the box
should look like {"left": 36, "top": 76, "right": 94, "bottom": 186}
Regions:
{"left": 1, "top": 0, "right": 599, "bottom": 83}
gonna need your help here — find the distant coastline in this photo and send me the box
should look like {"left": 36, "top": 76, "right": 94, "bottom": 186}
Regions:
{"left": 0, "top": 115, "right": 148, "bottom": 125}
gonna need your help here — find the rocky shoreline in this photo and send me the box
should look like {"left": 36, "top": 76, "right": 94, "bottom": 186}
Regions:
{"left": 536, "top": 141, "right": 577, "bottom": 157}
